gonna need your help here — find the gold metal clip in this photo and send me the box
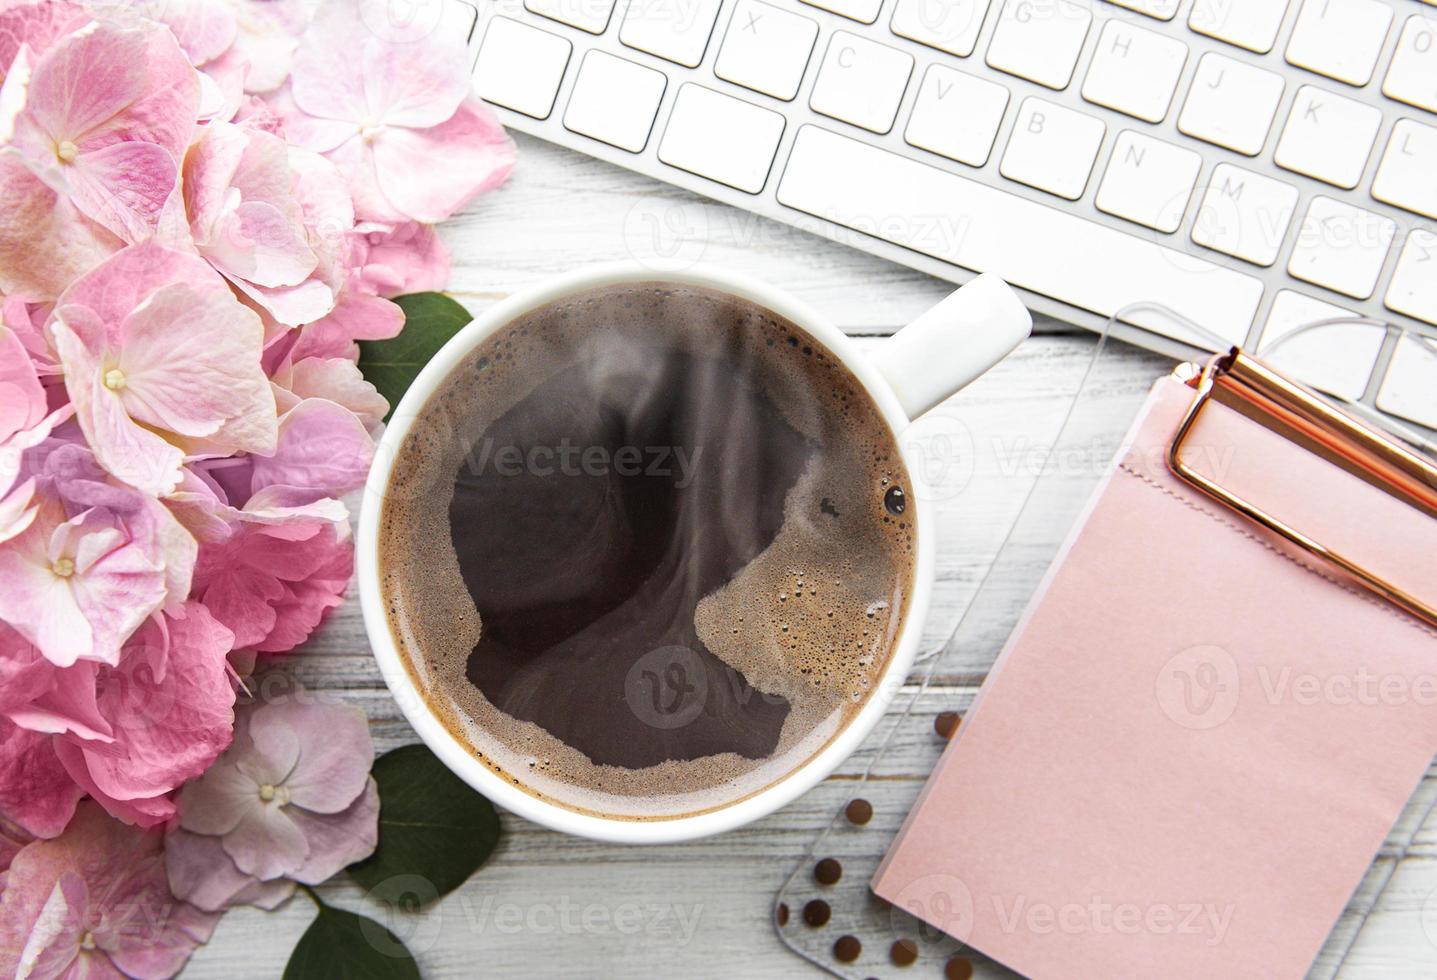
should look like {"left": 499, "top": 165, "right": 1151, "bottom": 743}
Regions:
{"left": 1168, "top": 348, "right": 1437, "bottom": 630}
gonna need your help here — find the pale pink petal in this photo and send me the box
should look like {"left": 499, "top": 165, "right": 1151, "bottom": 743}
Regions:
{"left": 63, "top": 24, "right": 199, "bottom": 159}
{"left": 65, "top": 141, "right": 179, "bottom": 244}
{"left": 233, "top": 1, "right": 303, "bottom": 95}
{"left": 287, "top": 4, "right": 370, "bottom": 123}
{"left": 177, "top": 757, "right": 259, "bottom": 837}
{"left": 0, "top": 323, "right": 46, "bottom": 438}
{"left": 51, "top": 318, "right": 186, "bottom": 495}
{"left": 220, "top": 798, "right": 308, "bottom": 879}
{"left": 50, "top": 240, "right": 219, "bottom": 329}
{"left": 181, "top": 121, "right": 247, "bottom": 243}
{"left": 0, "top": 152, "right": 120, "bottom": 302}
{"left": 254, "top": 699, "right": 371, "bottom": 814}
{"left": 0, "top": 516, "right": 95, "bottom": 667}
{"left": 293, "top": 288, "right": 403, "bottom": 359}
{"left": 370, "top": 100, "right": 516, "bottom": 223}
{"left": 289, "top": 777, "right": 378, "bottom": 884}
{"left": 0, "top": 718, "right": 82, "bottom": 838}
{"left": 22, "top": 31, "right": 148, "bottom": 140}
{"left": 284, "top": 357, "right": 388, "bottom": 428}
{"left": 138, "top": 0, "right": 238, "bottom": 65}
{"left": 227, "top": 273, "right": 336, "bottom": 328}
{"left": 15, "top": 872, "right": 87, "bottom": 979}
{"left": 194, "top": 558, "right": 284, "bottom": 648}
{"left": 6, "top": 658, "right": 113, "bottom": 743}
{"left": 208, "top": 200, "right": 317, "bottom": 288}
{"left": 358, "top": 25, "right": 468, "bottom": 129}
{"left": 0, "top": 1, "right": 87, "bottom": 72}
{"left": 249, "top": 397, "right": 373, "bottom": 498}
{"left": 352, "top": 220, "right": 450, "bottom": 298}
{"left": 115, "top": 284, "right": 274, "bottom": 447}
{"left": 164, "top": 827, "right": 295, "bottom": 912}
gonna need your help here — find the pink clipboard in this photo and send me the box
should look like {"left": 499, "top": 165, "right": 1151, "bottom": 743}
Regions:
{"left": 873, "top": 361, "right": 1437, "bottom": 980}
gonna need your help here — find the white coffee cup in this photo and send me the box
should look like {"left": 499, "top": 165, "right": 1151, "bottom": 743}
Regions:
{"left": 357, "top": 262, "right": 1030, "bottom": 843}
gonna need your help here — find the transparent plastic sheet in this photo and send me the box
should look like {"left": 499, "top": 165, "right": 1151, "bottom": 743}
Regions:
{"left": 773, "top": 308, "right": 1437, "bottom": 979}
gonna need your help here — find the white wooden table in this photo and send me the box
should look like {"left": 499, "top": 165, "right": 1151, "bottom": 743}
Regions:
{"left": 186, "top": 133, "right": 1437, "bottom": 979}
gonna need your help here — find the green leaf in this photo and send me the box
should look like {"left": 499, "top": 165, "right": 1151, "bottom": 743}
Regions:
{"left": 283, "top": 900, "right": 421, "bottom": 980}
{"left": 348, "top": 744, "right": 501, "bottom": 903}
{"left": 357, "top": 292, "right": 473, "bottom": 420}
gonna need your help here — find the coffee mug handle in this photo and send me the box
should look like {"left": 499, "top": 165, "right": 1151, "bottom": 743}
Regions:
{"left": 869, "top": 273, "right": 1032, "bottom": 422}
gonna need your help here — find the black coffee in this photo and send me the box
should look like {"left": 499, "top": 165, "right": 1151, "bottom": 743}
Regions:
{"left": 380, "top": 284, "right": 915, "bottom": 819}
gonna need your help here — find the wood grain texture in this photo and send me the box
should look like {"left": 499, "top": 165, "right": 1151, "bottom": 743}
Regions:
{"left": 183, "top": 135, "right": 1437, "bottom": 979}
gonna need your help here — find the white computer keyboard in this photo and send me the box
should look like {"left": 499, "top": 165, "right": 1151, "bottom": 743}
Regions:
{"left": 456, "top": 0, "right": 1437, "bottom": 429}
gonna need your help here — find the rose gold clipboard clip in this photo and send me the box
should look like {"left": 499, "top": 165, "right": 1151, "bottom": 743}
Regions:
{"left": 1167, "top": 347, "right": 1437, "bottom": 630}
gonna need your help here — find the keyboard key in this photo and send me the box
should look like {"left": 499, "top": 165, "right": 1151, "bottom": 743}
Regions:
{"left": 1384, "top": 16, "right": 1437, "bottom": 114}
{"left": 1101, "top": 0, "right": 1177, "bottom": 21}
{"left": 563, "top": 51, "right": 667, "bottom": 152}
{"left": 1287, "top": 196, "right": 1396, "bottom": 299}
{"left": 776, "top": 126, "right": 1263, "bottom": 345}
{"left": 473, "top": 17, "right": 572, "bottom": 120}
{"left": 1191, "top": 163, "right": 1299, "bottom": 266}
{"left": 1285, "top": 0, "right": 1392, "bottom": 87}
{"left": 1081, "top": 21, "right": 1188, "bottom": 123}
{"left": 1000, "top": 98, "right": 1105, "bottom": 200}
{"left": 1385, "top": 229, "right": 1437, "bottom": 326}
{"left": 1258, "top": 290, "right": 1376, "bottom": 400}
{"left": 1178, "top": 53, "right": 1284, "bottom": 156}
{"left": 658, "top": 83, "right": 786, "bottom": 193}
{"left": 802, "top": 0, "right": 882, "bottom": 24}
{"left": 904, "top": 65, "right": 1009, "bottom": 166}
{"left": 1372, "top": 119, "right": 1437, "bottom": 219}
{"left": 809, "top": 32, "right": 914, "bottom": 134}
{"left": 1377, "top": 333, "right": 1437, "bottom": 430}
{"left": 526, "top": 0, "right": 616, "bottom": 34}
{"left": 890, "top": 0, "right": 991, "bottom": 57}
{"left": 1188, "top": 0, "right": 1288, "bottom": 54}
{"left": 985, "top": 0, "right": 1092, "bottom": 91}
{"left": 1095, "top": 131, "right": 1201, "bottom": 233}
{"left": 620, "top": 0, "right": 723, "bottom": 67}
{"left": 1273, "top": 86, "right": 1382, "bottom": 189}
{"left": 714, "top": 0, "right": 818, "bottom": 100}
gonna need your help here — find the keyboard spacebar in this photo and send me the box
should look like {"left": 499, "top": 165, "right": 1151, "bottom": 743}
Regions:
{"left": 776, "top": 126, "right": 1263, "bottom": 346}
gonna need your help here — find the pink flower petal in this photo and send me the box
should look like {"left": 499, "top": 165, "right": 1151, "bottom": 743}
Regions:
{"left": 117, "top": 283, "right": 275, "bottom": 445}
{"left": 289, "top": 776, "right": 379, "bottom": 884}
{"left": 65, "top": 141, "right": 180, "bottom": 244}
{"left": 0, "top": 1, "right": 87, "bottom": 72}
{"left": 357, "top": 22, "right": 468, "bottom": 129}
{"left": 283, "top": 357, "right": 389, "bottom": 429}
{"left": 177, "top": 757, "right": 260, "bottom": 837}
{"left": 0, "top": 152, "right": 121, "bottom": 302}
{"left": 70, "top": 603, "right": 237, "bottom": 805}
{"left": 254, "top": 699, "right": 371, "bottom": 814}
{"left": 370, "top": 99, "right": 515, "bottom": 223}
{"left": 0, "top": 802, "right": 218, "bottom": 978}
{"left": 165, "top": 826, "right": 296, "bottom": 913}
{"left": 253, "top": 534, "right": 351, "bottom": 654}
{"left": 0, "top": 718, "right": 82, "bottom": 838}
{"left": 209, "top": 200, "right": 318, "bottom": 289}
{"left": 220, "top": 796, "right": 309, "bottom": 879}
{"left": 51, "top": 740, "right": 176, "bottom": 828}
{"left": 249, "top": 397, "right": 374, "bottom": 499}
{"left": 294, "top": 288, "right": 404, "bottom": 359}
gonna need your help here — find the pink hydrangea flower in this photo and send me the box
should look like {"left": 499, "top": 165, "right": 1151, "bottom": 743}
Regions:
{"left": 349, "top": 220, "right": 451, "bottom": 298}
{"left": 50, "top": 601, "right": 237, "bottom": 829}
{"left": 0, "top": 801, "right": 219, "bottom": 979}
{"left": 169, "top": 688, "right": 377, "bottom": 903}
{"left": 48, "top": 242, "right": 278, "bottom": 495}
{"left": 271, "top": 355, "right": 389, "bottom": 431}
{"left": 0, "top": 323, "right": 71, "bottom": 544}
{"left": 183, "top": 120, "right": 349, "bottom": 327}
{"left": 279, "top": 1, "right": 514, "bottom": 224}
{"left": 0, "top": 19, "right": 199, "bottom": 299}
{"left": 0, "top": 440, "right": 197, "bottom": 666}
{"left": 0, "top": 717, "right": 83, "bottom": 838}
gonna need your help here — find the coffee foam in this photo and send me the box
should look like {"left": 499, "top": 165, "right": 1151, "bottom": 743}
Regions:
{"left": 379, "top": 284, "right": 915, "bottom": 820}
